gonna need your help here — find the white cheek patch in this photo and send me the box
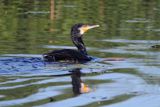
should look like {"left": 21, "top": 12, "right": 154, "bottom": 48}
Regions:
{"left": 79, "top": 28, "right": 85, "bottom": 35}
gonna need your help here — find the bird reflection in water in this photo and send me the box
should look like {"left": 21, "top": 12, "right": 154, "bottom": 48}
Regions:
{"left": 70, "top": 68, "right": 91, "bottom": 95}
{"left": 49, "top": 68, "right": 91, "bottom": 102}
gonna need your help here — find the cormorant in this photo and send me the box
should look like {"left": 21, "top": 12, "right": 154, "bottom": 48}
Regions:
{"left": 43, "top": 23, "right": 99, "bottom": 63}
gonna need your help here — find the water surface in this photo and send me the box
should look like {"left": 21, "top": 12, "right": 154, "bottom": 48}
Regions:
{"left": 0, "top": 0, "right": 160, "bottom": 107}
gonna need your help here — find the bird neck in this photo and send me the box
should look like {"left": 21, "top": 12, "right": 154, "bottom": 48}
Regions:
{"left": 71, "top": 36, "right": 88, "bottom": 55}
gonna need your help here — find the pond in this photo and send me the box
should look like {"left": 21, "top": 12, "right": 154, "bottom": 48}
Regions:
{"left": 0, "top": 0, "right": 160, "bottom": 107}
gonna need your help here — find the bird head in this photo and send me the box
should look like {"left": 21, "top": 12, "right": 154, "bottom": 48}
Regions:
{"left": 78, "top": 24, "right": 100, "bottom": 35}
{"left": 71, "top": 23, "right": 100, "bottom": 36}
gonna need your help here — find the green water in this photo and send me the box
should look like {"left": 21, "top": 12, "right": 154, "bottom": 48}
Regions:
{"left": 0, "top": 0, "right": 160, "bottom": 107}
{"left": 0, "top": 0, "right": 160, "bottom": 54}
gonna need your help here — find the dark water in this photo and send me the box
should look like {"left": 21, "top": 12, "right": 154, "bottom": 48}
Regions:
{"left": 0, "top": 0, "right": 160, "bottom": 107}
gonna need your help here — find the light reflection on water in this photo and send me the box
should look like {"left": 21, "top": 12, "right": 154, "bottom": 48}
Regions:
{"left": 0, "top": 0, "right": 160, "bottom": 107}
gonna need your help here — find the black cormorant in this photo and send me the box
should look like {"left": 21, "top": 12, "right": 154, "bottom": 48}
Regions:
{"left": 43, "top": 23, "right": 99, "bottom": 63}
